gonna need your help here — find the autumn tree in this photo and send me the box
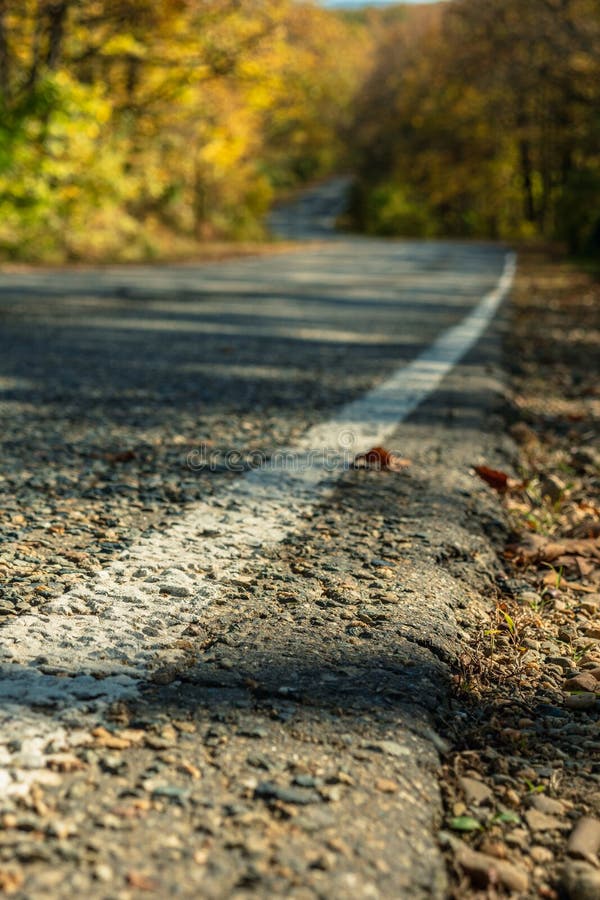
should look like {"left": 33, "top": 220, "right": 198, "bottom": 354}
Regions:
{"left": 0, "top": 0, "right": 371, "bottom": 261}
{"left": 351, "top": 0, "right": 600, "bottom": 251}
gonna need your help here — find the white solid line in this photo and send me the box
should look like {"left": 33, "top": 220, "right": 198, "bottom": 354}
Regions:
{"left": 0, "top": 251, "right": 516, "bottom": 791}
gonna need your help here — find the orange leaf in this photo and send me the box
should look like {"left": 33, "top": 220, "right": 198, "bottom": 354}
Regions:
{"left": 474, "top": 465, "right": 510, "bottom": 492}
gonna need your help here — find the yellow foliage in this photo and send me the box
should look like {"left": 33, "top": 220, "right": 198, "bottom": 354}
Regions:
{"left": 0, "top": 0, "right": 372, "bottom": 259}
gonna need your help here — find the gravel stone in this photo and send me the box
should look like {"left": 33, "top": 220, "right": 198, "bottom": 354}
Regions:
{"left": 562, "top": 860, "right": 600, "bottom": 900}
{"left": 454, "top": 842, "right": 530, "bottom": 893}
{"left": 567, "top": 817, "right": 600, "bottom": 865}
{"left": 458, "top": 776, "right": 494, "bottom": 807}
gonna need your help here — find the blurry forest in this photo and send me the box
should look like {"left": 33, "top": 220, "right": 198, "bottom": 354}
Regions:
{"left": 0, "top": 0, "right": 370, "bottom": 261}
{"left": 351, "top": 0, "right": 600, "bottom": 254}
{"left": 0, "top": 0, "right": 598, "bottom": 262}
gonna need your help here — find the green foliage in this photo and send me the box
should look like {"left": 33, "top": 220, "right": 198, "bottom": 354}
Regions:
{"left": 0, "top": 0, "right": 371, "bottom": 262}
{"left": 361, "top": 182, "right": 437, "bottom": 238}
{"left": 0, "top": 71, "right": 139, "bottom": 261}
{"left": 448, "top": 816, "right": 482, "bottom": 832}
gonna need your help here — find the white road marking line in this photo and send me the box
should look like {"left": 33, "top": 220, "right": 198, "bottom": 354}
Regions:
{"left": 0, "top": 252, "right": 515, "bottom": 794}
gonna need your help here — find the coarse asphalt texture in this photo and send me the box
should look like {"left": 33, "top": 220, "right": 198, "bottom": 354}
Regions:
{"left": 0, "top": 180, "right": 515, "bottom": 898}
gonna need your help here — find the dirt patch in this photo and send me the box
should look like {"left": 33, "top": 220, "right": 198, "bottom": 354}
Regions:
{"left": 442, "top": 250, "right": 600, "bottom": 898}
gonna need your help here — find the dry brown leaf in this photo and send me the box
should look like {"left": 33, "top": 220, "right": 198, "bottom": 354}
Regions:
{"left": 473, "top": 465, "right": 510, "bottom": 492}
{"left": 352, "top": 446, "right": 410, "bottom": 471}
{"left": 511, "top": 535, "right": 600, "bottom": 567}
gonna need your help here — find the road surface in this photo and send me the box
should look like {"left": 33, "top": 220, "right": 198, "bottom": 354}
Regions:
{"left": 0, "top": 183, "right": 513, "bottom": 898}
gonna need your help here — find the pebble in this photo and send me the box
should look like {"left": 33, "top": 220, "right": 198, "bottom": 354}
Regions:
{"left": 93, "top": 864, "right": 114, "bottom": 883}
{"left": 364, "top": 740, "right": 411, "bottom": 758}
{"left": 567, "top": 817, "right": 600, "bottom": 865}
{"left": 237, "top": 726, "right": 268, "bottom": 739}
{"left": 458, "top": 776, "right": 494, "bottom": 807}
{"left": 375, "top": 778, "right": 398, "bottom": 794}
{"left": 562, "top": 860, "right": 600, "bottom": 900}
{"left": 454, "top": 841, "right": 529, "bottom": 893}
{"left": 159, "top": 584, "right": 193, "bottom": 598}
{"left": 537, "top": 704, "right": 569, "bottom": 718}
{"left": 547, "top": 656, "right": 574, "bottom": 670}
{"left": 530, "top": 794, "right": 567, "bottom": 817}
{"left": 580, "top": 596, "right": 600, "bottom": 615}
{"left": 564, "top": 693, "right": 598, "bottom": 711}
{"left": 563, "top": 673, "right": 600, "bottom": 693}
{"left": 531, "top": 846, "right": 554, "bottom": 864}
{"left": 525, "top": 809, "right": 567, "bottom": 832}
{"left": 254, "top": 781, "right": 320, "bottom": 806}
{"left": 505, "top": 828, "right": 529, "bottom": 849}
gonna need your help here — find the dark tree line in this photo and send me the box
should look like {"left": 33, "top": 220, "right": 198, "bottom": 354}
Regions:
{"left": 351, "top": 0, "right": 600, "bottom": 253}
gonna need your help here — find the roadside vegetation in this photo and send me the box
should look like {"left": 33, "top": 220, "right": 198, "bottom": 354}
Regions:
{"left": 350, "top": 0, "right": 600, "bottom": 255}
{"left": 442, "top": 250, "right": 600, "bottom": 897}
{"left": 1, "top": 1, "right": 599, "bottom": 263}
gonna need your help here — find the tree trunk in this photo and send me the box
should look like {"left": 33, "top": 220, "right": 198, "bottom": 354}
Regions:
{"left": 0, "top": 1, "right": 10, "bottom": 103}
{"left": 519, "top": 138, "right": 536, "bottom": 223}
{"left": 46, "top": 1, "right": 70, "bottom": 70}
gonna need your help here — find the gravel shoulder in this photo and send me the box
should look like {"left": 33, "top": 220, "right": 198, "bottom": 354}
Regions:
{"left": 441, "top": 249, "right": 600, "bottom": 899}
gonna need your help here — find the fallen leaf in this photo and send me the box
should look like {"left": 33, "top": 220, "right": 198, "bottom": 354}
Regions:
{"left": 449, "top": 816, "right": 483, "bottom": 832}
{"left": 473, "top": 465, "right": 510, "bottom": 492}
{"left": 352, "top": 446, "right": 410, "bottom": 471}
{"left": 576, "top": 557, "right": 595, "bottom": 577}
{"left": 510, "top": 535, "right": 600, "bottom": 567}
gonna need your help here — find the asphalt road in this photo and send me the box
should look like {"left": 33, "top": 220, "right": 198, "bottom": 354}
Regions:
{"left": 0, "top": 183, "right": 513, "bottom": 898}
